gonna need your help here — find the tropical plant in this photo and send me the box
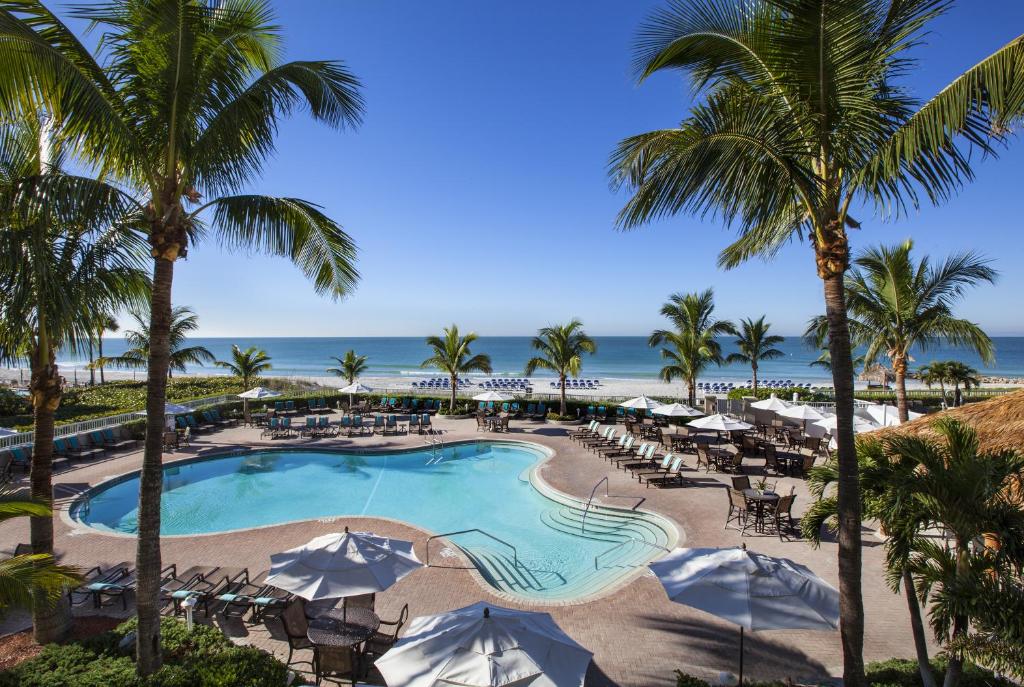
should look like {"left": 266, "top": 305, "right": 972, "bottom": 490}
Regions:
{"left": 944, "top": 361, "right": 981, "bottom": 407}
{"left": 327, "top": 349, "right": 368, "bottom": 409}
{"left": 215, "top": 345, "right": 271, "bottom": 417}
{"left": 524, "top": 319, "right": 597, "bottom": 416}
{"left": 810, "top": 348, "right": 865, "bottom": 375}
{"left": 99, "top": 306, "right": 214, "bottom": 379}
{"left": 918, "top": 361, "right": 952, "bottom": 407}
{"left": 0, "top": 117, "right": 148, "bottom": 641}
{"left": 806, "top": 241, "right": 995, "bottom": 422}
{"left": 725, "top": 316, "right": 783, "bottom": 391}
{"left": 648, "top": 290, "right": 733, "bottom": 406}
{"left": 92, "top": 313, "right": 119, "bottom": 384}
{"left": 0, "top": 0, "right": 364, "bottom": 671}
{"left": 421, "top": 325, "right": 492, "bottom": 410}
{"left": 609, "top": 3, "right": 1024, "bottom": 680}
{"left": 0, "top": 490, "right": 82, "bottom": 617}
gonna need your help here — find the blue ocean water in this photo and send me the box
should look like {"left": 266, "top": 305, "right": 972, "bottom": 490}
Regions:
{"left": 57, "top": 336, "right": 1024, "bottom": 383}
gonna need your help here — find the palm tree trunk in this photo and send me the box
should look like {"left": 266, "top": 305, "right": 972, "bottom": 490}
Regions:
{"left": 943, "top": 615, "right": 967, "bottom": 687}
{"left": 893, "top": 355, "right": 909, "bottom": 422}
{"left": 450, "top": 374, "right": 457, "bottom": 413}
{"left": 818, "top": 236, "right": 867, "bottom": 687}
{"left": 688, "top": 376, "right": 696, "bottom": 407}
{"left": 751, "top": 363, "right": 758, "bottom": 393}
{"left": 98, "top": 331, "right": 106, "bottom": 384}
{"left": 903, "top": 568, "right": 936, "bottom": 687}
{"left": 136, "top": 253, "right": 175, "bottom": 675}
{"left": 28, "top": 343, "right": 71, "bottom": 643}
{"left": 559, "top": 374, "right": 567, "bottom": 416}
{"left": 87, "top": 339, "right": 95, "bottom": 386}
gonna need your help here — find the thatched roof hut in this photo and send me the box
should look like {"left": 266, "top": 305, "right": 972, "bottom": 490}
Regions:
{"left": 877, "top": 389, "right": 1024, "bottom": 454}
{"left": 859, "top": 363, "right": 894, "bottom": 386}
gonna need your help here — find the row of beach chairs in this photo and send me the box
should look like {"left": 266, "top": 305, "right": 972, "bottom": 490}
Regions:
{"left": 0, "top": 427, "right": 138, "bottom": 478}
{"left": 477, "top": 401, "right": 547, "bottom": 419}
{"left": 376, "top": 398, "right": 441, "bottom": 413}
{"left": 548, "top": 378, "right": 601, "bottom": 389}
{"left": 261, "top": 413, "right": 436, "bottom": 440}
{"left": 570, "top": 421, "right": 692, "bottom": 488}
{"left": 411, "top": 378, "right": 473, "bottom": 389}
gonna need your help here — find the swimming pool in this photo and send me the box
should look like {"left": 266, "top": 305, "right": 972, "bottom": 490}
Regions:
{"left": 69, "top": 441, "right": 677, "bottom": 602}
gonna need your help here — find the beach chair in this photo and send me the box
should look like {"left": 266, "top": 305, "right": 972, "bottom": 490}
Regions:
{"left": 303, "top": 416, "right": 317, "bottom": 436}
{"left": 645, "top": 456, "right": 688, "bottom": 488}
{"left": 262, "top": 417, "right": 279, "bottom": 438}
{"left": 420, "top": 413, "right": 432, "bottom": 434}
{"left": 409, "top": 414, "right": 419, "bottom": 431}
{"left": 100, "top": 428, "right": 137, "bottom": 452}
{"left": 385, "top": 414, "right": 398, "bottom": 435}
{"left": 350, "top": 415, "right": 365, "bottom": 437}
{"left": 69, "top": 561, "right": 134, "bottom": 609}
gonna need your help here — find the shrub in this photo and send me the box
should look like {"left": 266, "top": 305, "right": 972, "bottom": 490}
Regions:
{"left": 0, "top": 387, "right": 30, "bottom": 417}
{"left": 547, "top": 413, "right": 577, "bottom": 421}
{"left": 865, "top": 657, "right": 1014, "bottom": 687}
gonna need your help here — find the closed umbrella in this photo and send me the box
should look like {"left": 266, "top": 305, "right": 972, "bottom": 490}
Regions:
{"left": 267, "top": 528, "right": 423, "bottom": 601}
{"left": 376, "top": 601, "right": 593, "bottom": 687}
{"left": 649, "top": 546, "right": 839, "bottom": 684}
{"left": 749, "top": 396, "right": 790, "bottom": 412}
{"left": 652, "top": 402, "right": 702, "bottom": 417}
{"left": 687, "top": 414, "right": 752, "bottom": 432}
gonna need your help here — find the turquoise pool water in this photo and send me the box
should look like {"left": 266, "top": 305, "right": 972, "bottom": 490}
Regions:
{"left": 70, "top": 442, "right": 675, "bottom": 601}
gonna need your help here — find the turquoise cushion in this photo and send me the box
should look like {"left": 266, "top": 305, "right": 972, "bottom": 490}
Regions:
{"left": 171, "top": 589, "right": 198, "bottom": 600}
{"left": 253, "top": 597, "right": 276, "bottom": 605}
{"left": 87, "top": 582, "right": 122, "bottom": 592}
{"left": 217, "top": 593, "right": 238, "bottom": 602}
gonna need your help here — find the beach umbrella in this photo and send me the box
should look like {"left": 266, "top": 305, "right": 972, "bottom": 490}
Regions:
{"left": 813, "top": 413, "right": 879, "bottom": 434}
{"left": 652, "top": 402, "right": 702, "bottom": 417}
{"left": 137, "top": 402, "right": 193, "bottom": 416}
{"left": 687, "top": 414, "right": 752, "bottom": 432}
{"left": 749, "top": 395, "right": 790, "bottom": 412}
{"left": 338, "top": 382, "right": 373, "bottom": 411}
{"left": 267, "top": 528, "right": 423, "bottom": 601}
{"left": 649, "top": 546, "right": 839, "bottom": 684}
{"left": 237, "top": 386, "right": 282, "bottom": 420}
{"left": 619, "top": 395, "right": 662, "bottom": 410}
{"left": 859, "top": 403, "right": 922, "bottom": 427}
{"left": 777, "top": 403, "right": 827, "bottom": 434}
{"left": 376, "top": 601, "right": 593, "bottom": 687}
{"left": 473, "top": 390, "right": 513, "bottom": 402}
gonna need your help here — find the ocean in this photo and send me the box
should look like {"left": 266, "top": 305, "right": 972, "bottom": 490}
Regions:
{"left": 55, "top": 336, "right": 1024, "bottom": 383}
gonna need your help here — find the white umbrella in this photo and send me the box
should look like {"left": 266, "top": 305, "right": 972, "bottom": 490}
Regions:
{"left": 473, "top": 390, "right": 513, "bottom": 402}
{"left": 649, "top": 546, "right": 839, "bottom": 684}
{"left": 337, "top": 382, "right": 373, "bottom": 394}
{"left": 237, "top": 386, "right": 282, "bottom": 399}
{"left": 619, "top": 395, "right": 662, "bottom": 410}
{"left": 687, "top": 414, "right": 752, "bottom": 432}
{"left": 749, "top": 395, "right": 790, "bottom": 412}
{"left": 0, "top": 428, "right": 17, "bottom": 437}
{"left": 376, "top": 601, "right": 593, "bottom": 687}
{"left": 859, "top": 402, "right": 922, "bottom": 427}
{"left": 777, "top": 404, "right": 826, "bottom": 421}
{"left": 813, "top": 413, "right": 879, "bottom": 434}
{"left": 267, "top": 528, "right": 423, "bottom": 601}
{"left": 652, "top": 402, "right": 702, "bottom": 417}
{"left": 137, "top": 402, "right": 193, "bottom": 416}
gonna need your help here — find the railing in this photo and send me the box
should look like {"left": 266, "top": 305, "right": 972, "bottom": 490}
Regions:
{"left": 423, "top": 432, "right": 445, "bottom": 463}
{"left": 594, "top": 538, "right": 671, "bottom": 570}
{"left": 424, "top": 529, "right": 519, "bottom": 567}
{"left": 580, "top": 477, "right": 609, "bottom": 534}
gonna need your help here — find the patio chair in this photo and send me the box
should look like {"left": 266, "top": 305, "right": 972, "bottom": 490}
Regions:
{"left": 68, "top": 561, "right": 135, "bottom": 609}
{"left": 343, "top": 593, "right": 375, "bottom": 612}
{"left": 731, "top": 475, "right": 751, "bottom": 491}
{"left": 765, "top": 493, "right": 797, "bottom": 541}
{"left": 363, "top": 603, "right": 409, "bottom": 661}
{"left": 261, "top": 417, "right": 279, "bottom": 438}
{"left": 180, "top": 426, "right": 192, "bottom": 447}
{"left": 725, "top": 489, "right": 755, "bottom": 533}
{"left": 724, "top": 450, "right": 745, "bottom": 474}
{"left": 314, "top": 645, "right": 359, "bottom": 686}
{"left": 496, "top": 415, "right": 510, "bottom": 432}
{"left": 635, "top": 453, "right": 676, "bottom": 484}
{"left": 280, "top": 599, "right": 314, "bottom": 668}
{"left": 764, "top": 443, "right": 783, "bottom": 475}
{"left": 645, "top": 456, "right": 687, "bottom": 488}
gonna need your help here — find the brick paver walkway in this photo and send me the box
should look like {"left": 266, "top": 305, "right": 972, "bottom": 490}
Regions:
{"left": 0, "top": 416, "right": 929, "bottom": 685}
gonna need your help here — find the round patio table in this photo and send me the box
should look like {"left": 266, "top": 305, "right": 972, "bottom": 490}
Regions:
{"left": 307, "top": 607, "right": 380, "bottom": 648}
{"left": 743, "top": 489, "right": 780, "bottom": 533}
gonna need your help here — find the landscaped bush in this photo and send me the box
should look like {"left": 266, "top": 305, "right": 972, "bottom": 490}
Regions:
{"left": 0, "top": 386, "right": 30, "bottom": 417}
{"left": 726, "top": 386, "right": 832, "bottom": 402}
{"left": 0, "top": 617, "right": 287, "bottom": 687}
{"left": 671, "top": 659, "right": 1013, "bottom": 687}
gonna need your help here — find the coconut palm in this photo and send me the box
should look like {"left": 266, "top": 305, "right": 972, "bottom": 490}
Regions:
{"left": 918, "top": 361, "right": 952, "bottom": 407}
{"left": 610, "top": 3, "right": 1024, "bottom": 679}
{"left": 524, "top": 320, "right": 597, "bottom": 416}
{"left": 725, "top": 316, "right": 783, "bottom": 392}
{"left": 92, "top": 313, "right": 119, "bottom": 384}
{"left": 649, "top": 289, "right": 734, "bottom": 406}
{"left": 99, "top": 306, "right": 214, "bottom": 378}
{"left": 0, "top": 117, "right": 148, "bottom": 641}
{"left": 0, "top": 1, "right": 363, "bottom": 670}
{"left": 421, "top": 325, "right": 492, "bottom": 411}
{"left": 327, "top": 349, "right": 369, "bottom": 409}
{"left": 810, "top": 348, "right": 865, "bottom": 376}
{"left": 215, "top": 345, "right": 271, "bottom": 418}
{"left": 806, "top": 241, "right": 995, "bottom": 422}
{"left": 944, "top": 361, "right": 981, "bottom": 407}
{"left": 0, "top": 490, "right": 82, "bottom": 616}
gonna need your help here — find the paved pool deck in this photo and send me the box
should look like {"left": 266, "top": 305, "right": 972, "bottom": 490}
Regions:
{"left": 0, "top": 415, "right": 929, "bottom": 686}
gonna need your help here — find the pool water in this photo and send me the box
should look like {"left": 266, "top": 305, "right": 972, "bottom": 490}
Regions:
{"left": 70, "top": 441, "right": 675, "bottom": 601}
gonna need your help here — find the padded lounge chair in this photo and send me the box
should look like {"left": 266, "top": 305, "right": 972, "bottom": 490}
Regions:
{"left": 69, "top": 561, "right": 134, "bottom": 609}
{"left": 645, "top": 456, "right": 688, "bottom": 488}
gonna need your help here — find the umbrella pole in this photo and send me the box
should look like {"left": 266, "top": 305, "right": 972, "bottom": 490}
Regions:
{"left": 739, "top": 627, "right": 744, "bottom": 685}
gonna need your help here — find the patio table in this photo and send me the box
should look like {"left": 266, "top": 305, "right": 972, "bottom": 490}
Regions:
{"left": 307, "top": 607, "right": 381, "bottom": 648}
{"left": 742, "top": 489, "right": 780, "bottom": 533}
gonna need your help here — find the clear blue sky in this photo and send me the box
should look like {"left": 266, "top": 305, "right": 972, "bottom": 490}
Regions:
{"left": 115, "top": 1, "right": 1024, "bottom": 337}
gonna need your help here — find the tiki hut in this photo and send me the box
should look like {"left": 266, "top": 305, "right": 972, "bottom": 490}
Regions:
{"left": 877, "top": 388, "right": 1024, "bottom": 454}
{"left": 858, "top": 363, "right": 894, "bottom": 387}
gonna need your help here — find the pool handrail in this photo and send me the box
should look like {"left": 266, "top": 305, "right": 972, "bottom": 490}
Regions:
{"left": 425, "top": 528, "right": 518, "bottom": 568}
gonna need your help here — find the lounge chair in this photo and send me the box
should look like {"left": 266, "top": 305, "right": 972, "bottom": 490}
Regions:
{"left": 645, "top": 456, "right": 688, "bottom": 488}
{"left": 385, "top": 414, "right": 398, "bottom": 435}
{"left": 622, "top": 443, "right": 660, "bottom": 475}
{"left": 302, "top": 416, "right": 317, "bottom": 436}
{"left": 609, "top": 439, "right": 650, "bottom": 468}
{"left": 569, "top": 421, "right": 599, "bottom": 442}
{"left": 585, "top": 427, "right": 618, "bottom": 452}
{"left": 579, "top": 426, "right": 613, "bottom": 448}
{"left": 597, "top": 434, "right": 633, "bottom": 460}
{"left": 161, "top": 565, "right": 233, "bottom": 616}
{"left": 409, "top": 414, "right": 420, "bottom": 431}
{"left": 69, "top": 561, "right": 135, "bottom": 609}
{"left": 635, "top": 453, "right": 676, "bottom": 483}
{"left": 96, "top": 428, "right": 137, "bottom": 453}
{"left": 420, "top": 413, "right": 432, "bottom": 434}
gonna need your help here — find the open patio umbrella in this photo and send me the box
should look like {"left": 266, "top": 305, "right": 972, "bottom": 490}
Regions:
{"left": 777, "top": 403, "right": 827, "bottom": 434}
{"left": 619, "top": 395, "right": 662, "bottom": 410}
{"left": 859, "top": 403, "right": 922, "bottom": 427}
{"left": 813, "top": 413, "right": 879, "bottom": 434}
{"left": 267, "top": 528, "right": 423, "bottom": 601}
{"left": 687, "top": 414, "right": 752, "bottom": 432}
{"left": 338, "top": 382, "right": 373, "bottom": 411}
{"left": 238, "top": 386, "right": 281, "bottom": 421}
{"left": 649, "top": 546, "right": 839, "bottom": 684}
{"left": 749, "top": 395, "right": 790, "bottom": 412}
{"left": 0, "top": 428, "right": 17, "bottom": 437}
{"left": 652, "top": 402, "right": 702, "bottom": 417}
{"left": 376, "top": 601, "right": 593, "bottom": 687}
{"left": 473, "top": 390, "right": 513, "bottom": 402}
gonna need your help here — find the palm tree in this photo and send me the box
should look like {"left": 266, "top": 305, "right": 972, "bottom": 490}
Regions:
{"left": 944, "top": 361, "right": 981, "bottom": 407}
{"left": 725, "top": 316, "right": 783, "bottom": 392}
{"left": 889, "top": 420, "right": 1024, "bottom": 687}
{"left": 0, "top": 117, "right": 148, "bottom": 642}
{"left": 421, "top": 325, "right": 492, "bottom": 411}
{"left": 919, "top": 361, "right": 952, "bottom": 408}
{"left": 215, "top": 345, "right": 271, "bottom": 419}
{"left": 810, "top": 348, "right": 865, "bottom": 376}
{"left": 99, "top": 306, "right": 215, "bottom": 378}
{"left": 93, "top": 313, "right": 118, "bottom": 384}
{"left": 807, "top": 241, "right": 995, "bottom": 422}
{"left": 327, "top": 350, "right": 368, "bottom": 409}
{"left": 0, "top": 1, "right": 363, "bottom": 671}
{"left": 648, "top": 290, "right": 734, "bottom": 406}
{"left": 611, "top": 7, "right": 1024, "bottom": 676}
{"left": 0, "top": 490, "right": 82, "bottom": 616}
{"left": 524, "top": 320, "right": 597, "bottom": 416}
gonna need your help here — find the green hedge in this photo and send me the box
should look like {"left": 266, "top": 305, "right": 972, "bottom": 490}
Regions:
{"left": 726, "top": 386, "right": 832, "bottom": 402}
{"left": 0, "top": 617, "right": 286, "bottom": 687}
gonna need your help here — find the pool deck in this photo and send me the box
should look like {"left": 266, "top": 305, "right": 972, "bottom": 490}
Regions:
{"left": 0, "top": 417, "right": 930, "bottom": 685}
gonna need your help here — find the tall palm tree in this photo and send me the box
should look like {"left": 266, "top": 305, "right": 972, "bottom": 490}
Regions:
{"left": 810, "top": 348, "right": 865, "bottom": 376}
{"left": 99, "top": 306, "right": 215, "bottom": 378}
{"left": 94, "top": 313, "right": 118, "bottom": 384}
{"left": 610, "top": 6, "right": 1024, "bottom": 677}
{"left": 807, "top": 241, "right": 995, "bottom": 422}
{"left": 918, "top": 361, "right": 951, "bottom": 407}
{"left": 0, "top": 117, "right": 148, "bottom": 641}
{"left": 0, "top": 1, "right": 364, "bottom": 671}
{"left": 327, "top": 349, "right": 368, "bottom": 409}
{"left": 649, "top": 289, "right": 734, "bottom": 406}
{"left": 215, "top": 344, "right": 271, "bottom": 418}
{"left": 421, "top": 325, "right": 492, "bottom": 411}
{"left": 0, "top": 490, "right": 82, "bottom": 616}
{"left": 725, "top": 316, "right": 783, "bottom": 392}
{"left": 944, "top": 361, "right": 981, "bottom": 407}
{"left": 524, "top": 320, "right": 597, "bottom": 416}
